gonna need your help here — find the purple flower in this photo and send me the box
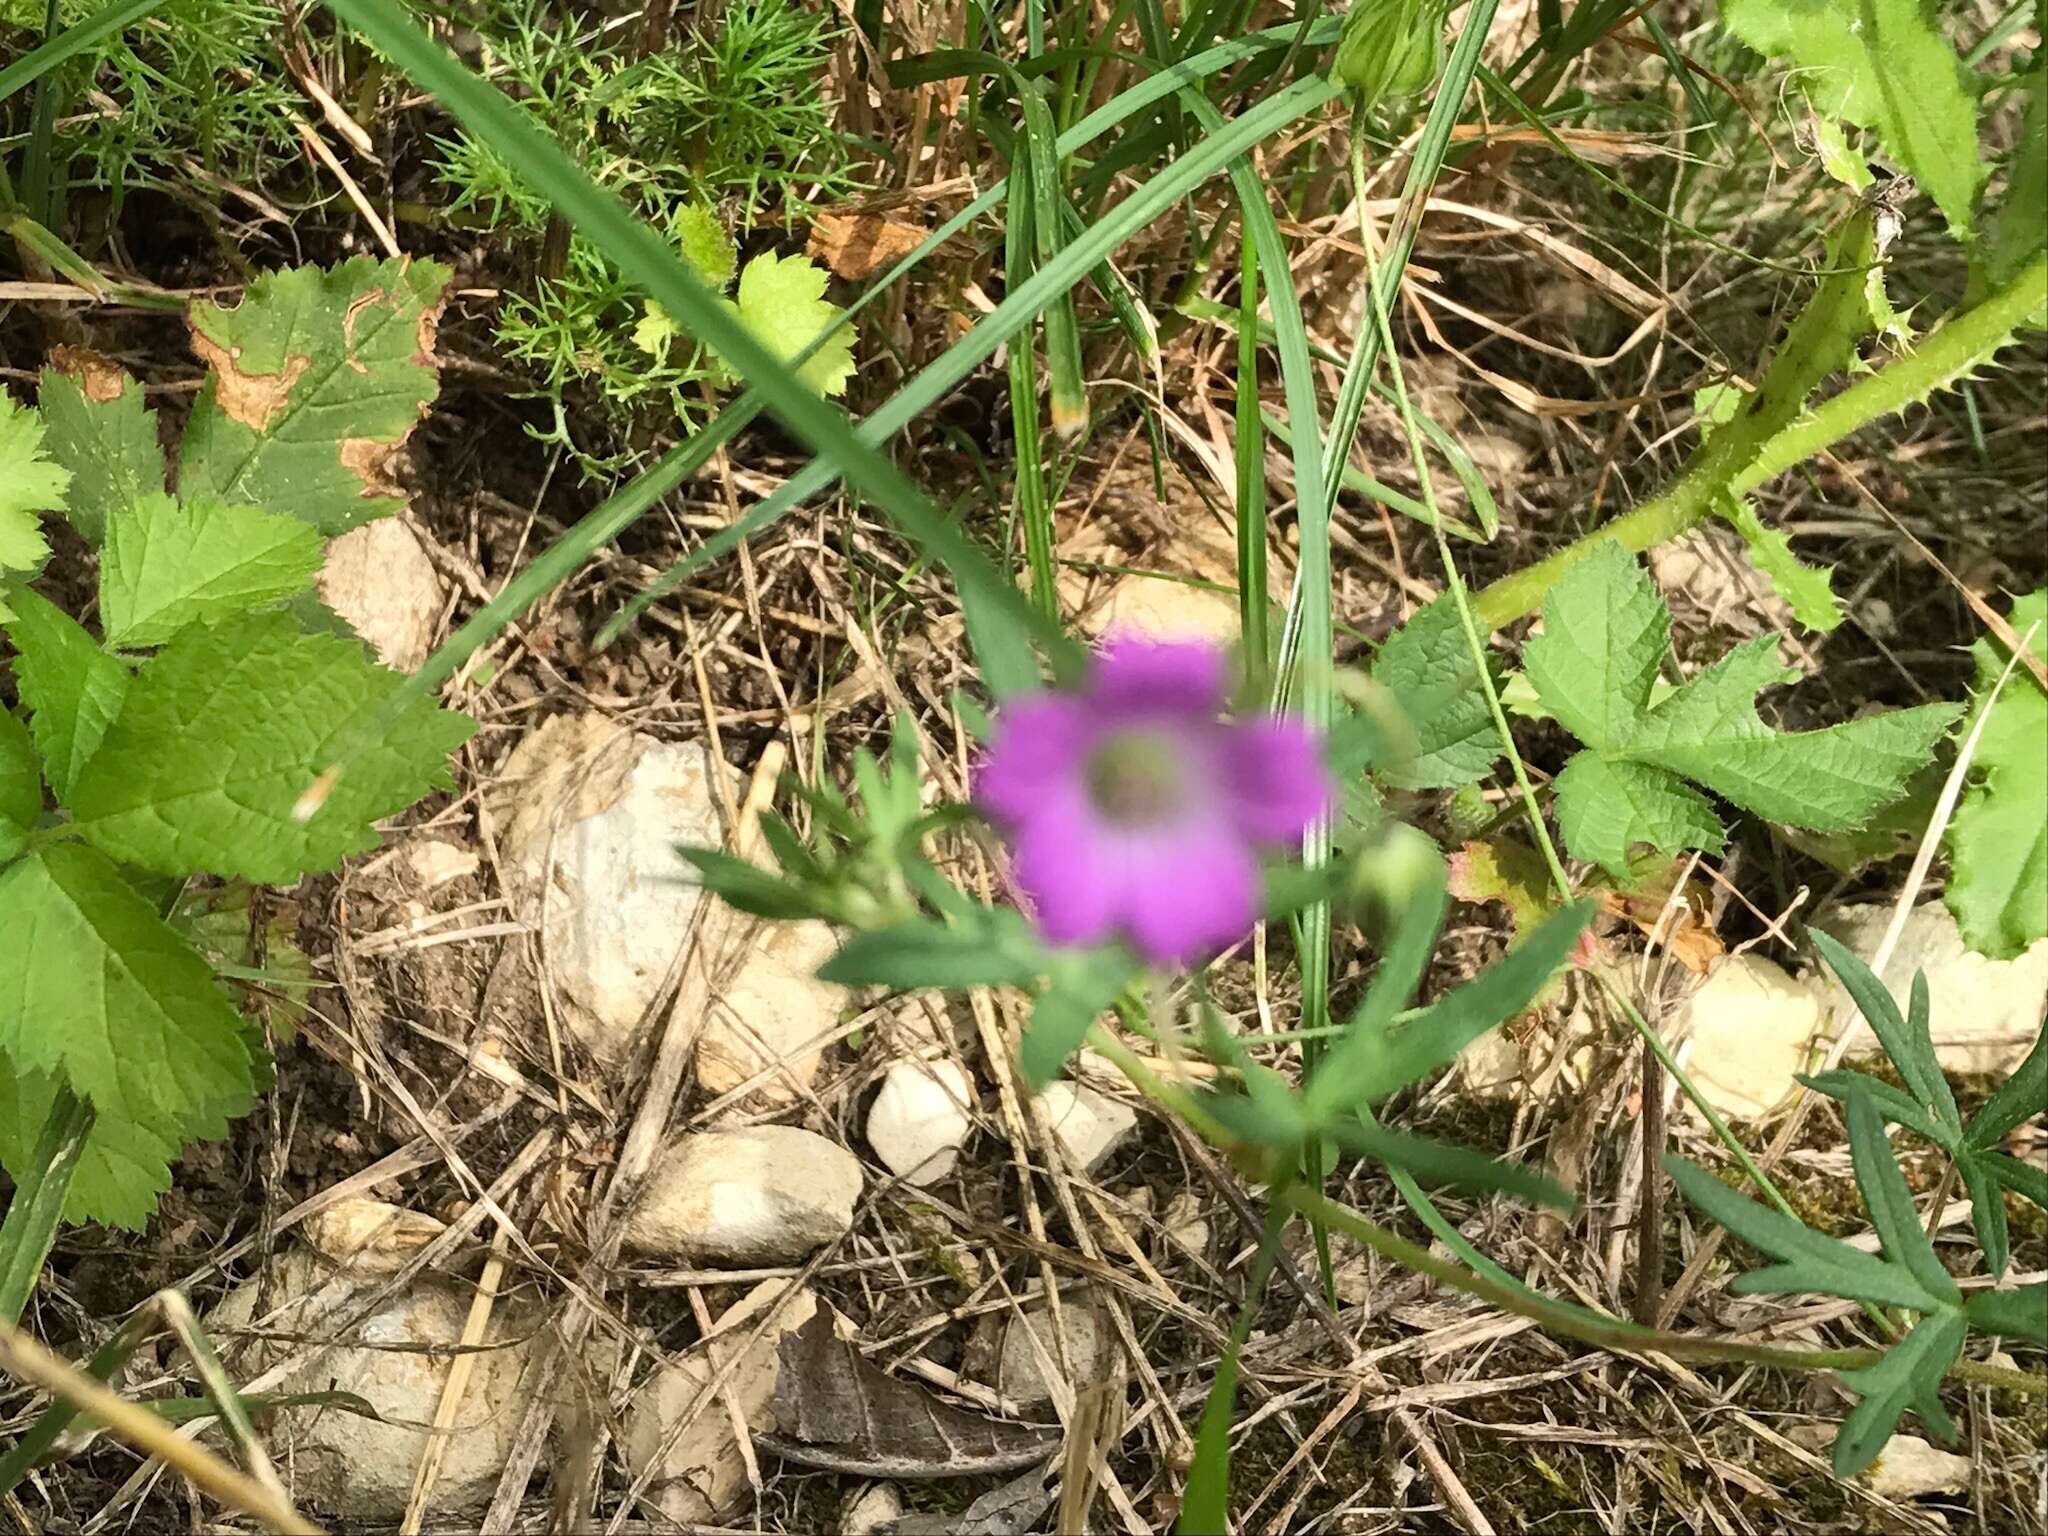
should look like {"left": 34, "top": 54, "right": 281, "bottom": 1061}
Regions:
{"left": 975, "top": 634, "right": 1334, "bottom": 965}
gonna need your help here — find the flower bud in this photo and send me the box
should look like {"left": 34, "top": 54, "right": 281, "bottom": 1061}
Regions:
{"left": 1332, "top": 0, "right": 1445, "bottom": 116}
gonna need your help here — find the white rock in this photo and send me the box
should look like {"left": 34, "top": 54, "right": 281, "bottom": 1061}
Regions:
{"left": 841, "top": 1482, "right": 906, "bottom": 1536}
{"left": 696, "top": 920, "right": 842, "bottom": 1105}
{"left": 1812, "top": 904, "right": 2048, "bottom": 1076}
{"left": 996, "top": 1298, "right": 1107, "bottom": 1408}
{"left": 1675, "top": 954, "right": 1828, "bottom": 1118}
{"left": 1460, "top": 432, "right": 1531, "bottom": 482}
{"left": 300, "top": 1198, "right": 446, "bottom": 1277}
{"left": 209, "top": 1249, "right": 537, "bottom": 1517}
{"left": 623, "top": 1125, "right": 863, "bottom": 1265}
{"left": 1162, "top": 1190, "right": 1209, "bottom": 1258}
{"left": 493, "top": 715, "right": 725, "bottom": 1070}
{"left": 866, "top": 1058, "right": 975, "bottom": 1186}
{"left": 621, "top": 1280, "right": 818, "bottom": 1525}
{"left": 401, "top": 838, "right": 480, "bottom": 894}
{"left": 319, "top": 517, "right": 444, "bottom": 673}
{"left": 1862, "top": 1434, "right": 1972, "bottom": 1500}
{"left": 1038, "top": 1081, "right": 1138, "bottom": 1173}
{"left": 1077, "top": 572, "right": 1240, "bottom": 642}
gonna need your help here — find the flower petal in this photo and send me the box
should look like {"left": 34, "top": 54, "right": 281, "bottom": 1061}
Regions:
{"left": 1219, "top": 717, "right": 1335, "bottom": 842}
{"left": 975, "top": 694, "right": 1093, "bottom": 825}
{"left": 1120, "top": 830, "right": 1259, "bottom": 965}
{"left": 1011, "top": 802, "right": 1126, "bottom": 947}
{"left": 1090, "top": 633, "right": 1228, "bottom": 713}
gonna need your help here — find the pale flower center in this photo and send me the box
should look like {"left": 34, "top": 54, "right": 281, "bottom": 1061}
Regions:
{"left": 1084, "top": 729, "right": 1186, "bottom": 826}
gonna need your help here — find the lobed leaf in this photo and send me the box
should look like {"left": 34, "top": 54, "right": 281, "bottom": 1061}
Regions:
{"left": 1716, "top": 495, "right": 1842, "bottom": 633}
{"left": 1552, "top": 752, "right": 1724, "bottom": 876}
{"left": 1944, "top": 590, "right": 2047, "bottom": 959}
{"left": 1809, "top": 928, "right": 1958, "bottom": 1134}
{"left": 0, "top": 1066, "right": 179, "bottom": 1230}
{"left": 1964, "top": 1282, "right": 2048, "bottom": 1347}
{"left": 3, "top": 587, "right": 131, "bottom": 802}
{"left": 1367, "top": 596, "right": 1504, "bottom": 789}
{"left": 70, "top": 611, "right": 473, "bottom": 882}
{"left": 1845, "top": 1092, "right": 1960, "bottom": 1305}
{"left": 1968, "top": 1026, "right": 2048, "bottom": 1152}
{"left": 1526, "top": 540, "right": 1668, "bottom": 752}
{"left": 177, "top": 256, "right": 451, "bottom": 535}
{"left": 0, "top": 394, "right": 70, "bottom": 614}
{"left": 35, "top": 351, "right": 163, "bottom": 546}
{"left": 1831, "top": 1310, "right": 1966, "bottom": 1479}
{"left": 99, "top": 493, "right": 325, "bottom": 648}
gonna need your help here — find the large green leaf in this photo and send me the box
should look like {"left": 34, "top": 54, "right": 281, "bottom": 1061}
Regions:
{"left": 70, "top": 611, "right": 473, "bottom": 882}
{"left": 35, "top": 354, "right": 164, "bottom": 547}
{"left": 177, "top": 256, "right": 451, "bottom": 535}
{"left": 99, "top": 494, "right": 325, "bottom": 649}
{"left": 1722, "top": 0, "right": 1983, "bottom": 239}
{"left": 1945, "top": 590, "right": 2047, "bottom": 959}
{"left": 1523, "top": 540, "right": 1667, "bottom": 751}
{"left": 0, "top": 1066, "right": 181, "bottom": 1230}
{"left": 0, "top": 394, "right": 69, "bottom": 616}
{"left": 1552, "top": 753, "right": 1725, "bottom": 873}
{"left": 0, "top": 843, "right": 255, "bottom": 1227}
{"left": 2, "top": 587, "right": 132, "bottom": 803}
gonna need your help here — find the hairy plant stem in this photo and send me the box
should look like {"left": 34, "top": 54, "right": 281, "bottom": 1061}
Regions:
{"left": 1473, "top": 251, "right": 2048, "bottom": 630}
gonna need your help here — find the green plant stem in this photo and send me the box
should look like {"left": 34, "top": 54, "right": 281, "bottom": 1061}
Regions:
{"left": 0, "top": 1089, "right": 92, "bottom": 1327}
{"left": 1281, "top": 1187, "right": 2042, "bottom": 1392}
{"left": 1473, "top": 253, "right": 2048, "bottom": 630}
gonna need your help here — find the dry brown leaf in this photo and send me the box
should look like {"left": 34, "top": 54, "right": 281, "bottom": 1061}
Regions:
{"left": 809, "top": 211, "right": 931, "bottom": 281}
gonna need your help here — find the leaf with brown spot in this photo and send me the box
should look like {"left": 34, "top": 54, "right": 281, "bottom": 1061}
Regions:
{"left": 808, "top": 211, "right": 933, "bottom": 281}
{"left": 36, "top": 349, "right": 163, "bottom": 547}
{"left": 177, "top": 256, "right": 450, "bottom": 536}
{"left": 758, "top": 1312, "right": 1058, "bottom": 1479}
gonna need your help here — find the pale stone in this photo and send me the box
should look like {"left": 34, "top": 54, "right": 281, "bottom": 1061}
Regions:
{"left": 866, "top": 1058, "right": 975, "bottom": 1186}
{"left": 1076, "top": 573, "right": 1240, "bottom": 642}
{"left": 695, "top": 920, "right": 842, "bottom": 1104}
{"left": 1038, "top": 1081, "right": 1138, "bottom": 1173}
{"left": 1460, "top": 432, "right": 1531, "bottom": 482}
{"left": 209, "top": 1249, "right": 537, "bottom": 1517}
{"left": 300, "top": 1198, "right": 446, "bottom": 1278}
{"left": 841, "top": 1482, "right": 906, "bottom": 1536}
{"left": 996, "top": 1298, "right": 1107, "bottom": 1408}
{"left": 621, "top": 1280, "right": 818, "bottom": 1524}
{"left": 319, "top": 517, "right": 444, "bottom": 673}
{"left": 492, "top": 715, "right": 725, "bottom": 1070}
{"left": 1675, "top": 954, "right": 1828, "bottom": 1119}
{"left": 1162, "top": 1190, "right": 1209, "bottom": 1258}
{"left": 401, "top": 838, "right": 480, "bottom": 894}
{"left": 623, "top": 1126, "right": 862, "bottom": 1265}
{"left": 1862, "top": 1434, "right": 1973, "bottom": 1500}
{"left": 1813, "top": 904, "right": 2048, "bottom": 1076}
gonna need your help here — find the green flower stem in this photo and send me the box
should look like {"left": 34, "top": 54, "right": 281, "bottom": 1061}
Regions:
{"left": 1473, "top": 254, "right": 2048, "bottom": 632}
{"left": 0, "top": 1088, "right": 92, "bottom": 1327}
{"left": 1281, "top": 1186, "right": 2044, "bottom": 1393}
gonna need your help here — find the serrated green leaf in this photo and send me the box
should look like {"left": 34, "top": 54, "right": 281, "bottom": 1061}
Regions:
{"left": 1809, "top": 928, "right": 1958, "bottom": 1132}
{"left": 0, "top": 843, "right": 254, "bottom": 1221}
{"left": 1367, "top": 596, "right": 1503, "bottom": 789}
{"left": 1833, "top": 1310, "right": 1965, "bottom": 1479}
{"left": 1722, "top": 0, "right": 1983, "bottom": 239}
{"left": 1666, "top": 1154, "right": 1949, "bottom": 1312}
{"left": 1986, "top": 58, "right": 2047, "bottom": 292}
{"left": 35, "top": 356, "right": 163, "bottom": 547}
{"left": 714, "top": 251, "right": 856, "bottom": 398}
{"left": 100, "top": 494, "right": 325, "bottom": 649}
{"left": 0, "top": 1065, "right": 178, "bottom": 1230}
{"left": 177, "top": 256, "right": 451, "bottom": 535}
{"left": 1717, "top": 496, "right": 1843, "bottom": 632}
{"left": 1811, "top": 117, "right": 1874, "bottom": 192}
{"left": 0, "top": 708, "right": 37, "bottom": 864}
{"left": 818, "top": 912, "right": 1050, "bottom": 990}
{"left": 1020, "top": 945, "right": 1141, "bottom": 1089}
{"left": 1552, "top": 752, "right": 1726, "bottom": 875}
{"left": 1945, "top": 590, "right": 2047, "bottom": 959}
{"left": 1967, "top": 1027, "right": 2047, "bottom": 1151}
{"left": 1846, "top": 1092, "right": 1960, "bottom": 1304}
{"left": 672, "top": 201, "right": 738, "bottom": 290}
{"left": 0, "top": 394, "right": 70, "bottom": 610}
{"left": 1526, "top": 540, "right": 1668, "bottom": 751}
{"left": 1628, "top": 636, "right": 1959, "bottom": 831}
{"left": 3, "top": 586, "right": 132, "bottom": 802}
{"left": 1964, "top": 1281, "right": 2048, "bottom": 1346}
{"left": 1955, "top": 1152, "right": 2010, "bottom": 1279}
{"left": 70, "top": 611, "right": 473, "bottom": 882}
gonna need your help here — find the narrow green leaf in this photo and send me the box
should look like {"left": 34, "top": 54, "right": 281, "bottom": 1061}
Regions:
{"left": 1796, "top": 1069, "right": 1950, "bottom": 1148}
{"left": 1965, "top": 1023, "right": 2046, "bottom": 1152}
{"left": 1955, "top": 1151, "right": 2010, "bottom": 1279}
{"left": 1986, "top": 1150, "right": 2048, "bottom": 1212}
{"left": 1333, "top": 1119, "right": 1574, "bottom": 1209}
{"left": 818, "top": 915, "right": 1049, "bottom": 991}
{"left": 1846, "top": 1092, "right": 1960, "bottom": 1305}
{"left": 674, "top": 847, "right": 819, "bottom": 922}
{"left": 1832, "top": 1311, "right": 1966, "bottom": 1479}
{"left": 1963, "top": 1282, "right": 2047, "bottom": 1346}
{"left": 1809, "top": 928, "right": 1957, "bottom": 1130}
{"left": 100, "top": 494, "right": 325, "bottom": 648}
{"left": 2, "top": 586, "right": 131, "bottom": 802}
{"left": 1020, "top": 946, "right": 1141, "bottom": 1089}
{"left": 1178, "top": 1203, "right": 1286, "bottom": 1535}
{"left": 0, "top": 0, "right": 170, "bottom": 102}
{"left": 35, "top": 356, "right": 164, "bottom": 547}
